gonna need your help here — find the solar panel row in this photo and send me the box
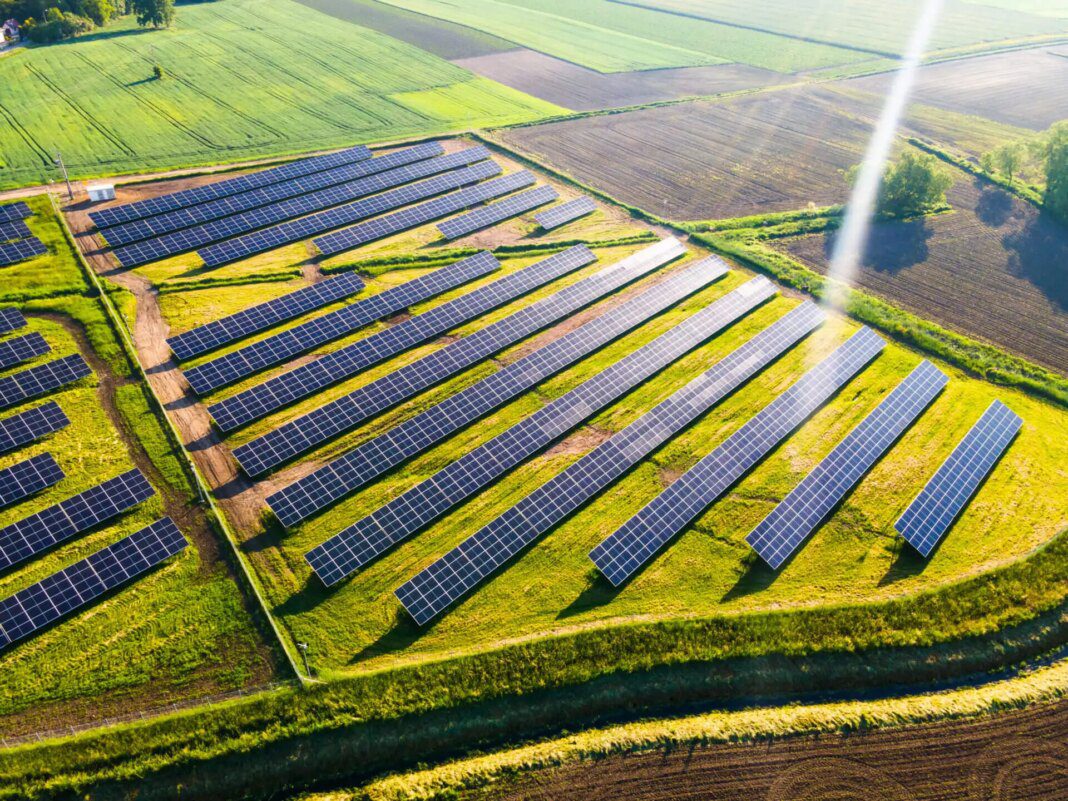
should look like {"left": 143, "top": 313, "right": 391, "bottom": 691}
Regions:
{"left": 114, "top": 148, "right": 494, "bottom": 267}
{"left": 210, "top": 246, "right": 596, "bottom": 433}
{"left": 0, "top": 308, "right": 26, "bottom": 335}
{"left": 235, "top": 238, "right": 685, "bottom": 477}
{"left": 590, "top": 326, "right": 886, "bottom": 586}
{"left": 0, "top": 354, "right": 92, "bottom": 411}
{"left": 0, "top": 517, "right": 186, "bottom": 651}
{"left": 0, "top": 203, "right": 31, "bottom": 223}
{"left": 90, "top": 146, "right": 372, "bottom": 228}
{"left": 281, "top": 255, "right": 729, "bottom": 531}
{"left": 895, "top": 399, "right": 1021, "bottom": 557}
{"left": 0, "top": 220, "right": 31, "bottom": 242}
{"left": 0, "top": 469, "right": 154, "bottom": 571}
{"left": 167, "top": 271, "right": 366, "bottom": 362}
{"left": 184, "top": 251, "right": 499, "bottom": 396}
{"left": 436, "top": 185, "right": 558, "bottom": 240}
{"left": 198, "top": 158, "right": 503, "bottom": 269}
{"left": 312, "top": 170, "right": 536, "bottom": 258}
{"left": 0, "top": 332, "right": 50, "bottom": 371}
{"left": 746, "top": 360, "right": 948, "bottom": 569}
{"left": 535, "top": 197, "right": 598, "bottom": 231}
{"left": 103, "top": 143, "right": 445, "bottom": 246}
{"left": 392, "top": 301, "right": 824, "bottom": 621}
{"left": 0, "top": 453, "right": 64, "bottom": 509}
{"left": 0, "top": 237, "right": 47, "bottom": 267}
{"left": 0, "top": 402, "right": 69, "bottom": 454}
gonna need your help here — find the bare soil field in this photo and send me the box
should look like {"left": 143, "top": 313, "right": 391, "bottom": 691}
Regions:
{"left": 480, "top": 699, "right": 1068, "bottom": 801}
{"left": 776, "top": 172, "right": 1068, "bottom": 373}
{"left": 454, "top": 50, "right": 790, "bottom": 111}
{"left": 848, "top": 45, "right": 1068, "bottom": 131}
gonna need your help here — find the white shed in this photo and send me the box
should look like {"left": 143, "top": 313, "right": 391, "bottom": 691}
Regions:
{"left": 87, "top": 184, "right": 116, "bottom": 202}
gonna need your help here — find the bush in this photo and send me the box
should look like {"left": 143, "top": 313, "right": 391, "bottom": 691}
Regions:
{"left": 846, "top": 151, "right": 953, "bottom": 219}
{"left": 22, "top": 8, "right": 93, "bottom": 42}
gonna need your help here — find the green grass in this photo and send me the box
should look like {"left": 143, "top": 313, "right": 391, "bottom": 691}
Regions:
{"left": 0, "top": 0, "right": 564, "bottom": 190}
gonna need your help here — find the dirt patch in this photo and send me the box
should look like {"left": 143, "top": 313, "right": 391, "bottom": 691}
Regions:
{"left": 544, "top": 426, "right": 611, "bottom": 458}
{"left": 485, "top": 699, "right": 1068, "bottom": 801}
{"left": 454, "top": 49, "right": 789, "bottom": 112}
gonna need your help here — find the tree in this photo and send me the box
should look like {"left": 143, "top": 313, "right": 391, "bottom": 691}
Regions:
{"left": 1043, "top": 123, "right": 1068, "bottom": 225}
{"left": 846, "top": 151, "right": 953, "bottom": 219}
{"left": 981, "top": 142, "right": 1026, "bottom": 186}
{"left": 131, "top": 0, "right": 172, "bottom": 28}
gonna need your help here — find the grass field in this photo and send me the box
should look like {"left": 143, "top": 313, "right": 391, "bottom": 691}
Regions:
{"left": 0, "top": 0, "right": 562, "bottom": 190}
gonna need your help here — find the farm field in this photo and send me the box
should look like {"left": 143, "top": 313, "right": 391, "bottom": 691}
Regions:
{"left": 0, "top": 0, "right": 562, "bottom": 190}
{"left": 0, "top": 196, "right": 277, "bottom": 738}
{"left": 776, "top": 169, "right": 1068, "bottom": 372}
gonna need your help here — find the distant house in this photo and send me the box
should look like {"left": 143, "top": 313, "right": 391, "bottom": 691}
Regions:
{"left": 1, "top": 20, "right": 19, "bottom": 47}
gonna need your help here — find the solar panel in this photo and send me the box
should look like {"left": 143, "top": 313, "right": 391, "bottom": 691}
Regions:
{"left": 0, "top": 220, "right": 31, "bottom": 242}
{"left": 90, "top": 146, "right": 372, "bottom": 229}
{"left": 535, "top": 197, "right": 598, "bottom": 231}
{"left": 895, "top": 399, "right": 1021, "bottom": 557}
{"left": 281, "top": 255, "right": 731, "bottom": 530}
{"left": 113, "top": 148, "right": 493, "bottom": 267}
{"left": 0, "top": 203, "right": 31, "bottom": 223}
{"left": 0, "top": 308, "right": 26, "bottom": 335}
{"left": 436, "top": 185, "right": 557, "bottom": 240}
{"left": 389, "top": 301, "right": 826, "bottom": 622}
{"left": 589, "top": 325, "right": 886, "bottom": 588}
{"left": 184, "top": 251, "right": 498, "bottom": 396}
{"left": 0, "top": 453, "right": 64, "bottom": 509}
{"left": 0, "top": 402, "right": 70, "bottom": 454}
{"left": 235, "top": 238, "right": 684, "bottom": 477}
{"left": 0, "top": 333, "right": 50, "bottom": 370}
{"left": 102, "top": 144, "right": 444, "bottom": 246}
{"left": 312, "top": 170, "right": 536, "bottom": 258}
{"left": 197, "top": 158, "right": 502, "bottom": 269}
{"left": 745, "top": 360, "right": 947, "bottom": 569}
{"left": 167, "top": 271, "right": 366, "bottom": 362}
{"left": 0, "top": 237, "right": 47, "bottom": 266}
{"left": 0, "top": 469, "right": 155, "bottom": 571}
{"left": 0, "top": 354, "right": 92, "bottom": 411}
{"left": 210, "top": 245, "right": 596, "bottom": 433}
{"left": 0, "top": 517, "right": 186, "bottom": 651}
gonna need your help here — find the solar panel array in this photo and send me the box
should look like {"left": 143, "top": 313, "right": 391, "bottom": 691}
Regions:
{"left": 281, "top": 255, "right": 730, "bottom": 531}
{"left": 313, "top": 170, "right": 536, "bottom": 258}
{"left": 0, "top": 517, "right": 186, "bottom": 651}
{"left": 236, "top": 238, "right": 684, "bottom": 477}
{"left": 0, "top": 308, "right": 26, "bottom": 335}
{"left": 114, "top": 148, "right": 493, "bottom": 267}
{"left": 0, "top": 332, "right": 50, "bottom": 371}
{"left": 198, "top": 158, "right": 502, "bottom": 269}
{"left": 0, "top": 469, "right": 154, "bottom": 571}
{"left": 167, "top": 271, "right": 366, "bottom": 362}
{"left": 589, "top": 325, "right": 885, "bottom": 588}
{"left": 0, "top": 220, "right": 31, "bottom": 242}
{"left": 0, "top": 453, "right": 64, "bottom": 509}
{"left": 535, "top": 197, "right": 598, "bottom": 231}
{"left": 0, "top": 203, "right": 31, "bottom": 223}
{"left": 436, "top": 185, "right": 557, "bottom": 240}
{"left": 895, "top": 399, "right": 1021, "bottom": 557}
{"left": 392, "top": 301, "right": 824, "bottom": 621}
{"left": 746, "top": 360, "right": 948, "bottom": 569}
{"left": 0, "top": 237, "right": 47, "bottom": 266}
{"left": 90, "top": 146, "right": 372, "bottom": 228}
{"left": 211, "top": 246, "right": 595, "bottom": 433}
{"left": 103, "top": 143, "right": 444, "bottom": 246}
{"left": 0, "top": 402, "right": 69, "bottom": 454}
{"left": 0, "top": 354, "right": 92, "bottom": 410}
{"left": 185, "top": 251, "right": 499, "bottom": 396}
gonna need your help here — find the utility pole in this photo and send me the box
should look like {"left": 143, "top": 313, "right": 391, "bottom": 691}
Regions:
{"left": 54, "top": 152, "right": 73, "bottom": 200}
{"left": 296, "top": 642, "right": 313, "bottom": 678}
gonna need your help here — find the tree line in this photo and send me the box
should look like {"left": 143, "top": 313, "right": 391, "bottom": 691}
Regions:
{"left": 981, "top": 122, "right": 1068, "bottom": 225}
{"left": 0, "top": 0, "right": 208, "bottom": 42}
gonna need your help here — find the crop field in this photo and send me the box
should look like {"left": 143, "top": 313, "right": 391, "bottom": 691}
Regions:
{"left": 0, "top": 0, "right": 562, "bottom": 190}
{"left": 776, "top": 169, "right": 1068, "bottom": 372}
{"left": 0, "top": 196, "right": 276, "bottom": 737}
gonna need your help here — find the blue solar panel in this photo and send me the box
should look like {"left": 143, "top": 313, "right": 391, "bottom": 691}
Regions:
{"left": 0, "top": 453, "right": 64, "bottom": 509}
{"left": 746, "top": 360, "right": 948, "bottom": 569}
{"left": 0, "top": 354, "right": 92, "bottom": 411}
{"left": 235, "top": 239, "right": 684, "bottom": 477}
{"left": 210, "top": 246, "right": 596, "bottom": 433}
{"left": 0, "top": 220, "right": 31, "bottom": 242}
{"left": 89, "top": 146, "right": 372, "bottom": 228}
{"left": 197, "top": 157, "right": 501, "bottom": 269}
{"left": 113, "top": 148, "right": 493, "bottom": 267}
{"left": 0, "top": 517, "right": 186, "bottom": 651}
{"left": 391, "top": 300, "right": 826, "bottom": 622}
{"left": 895, "top": 399, "right": 1021, "bottom": 556}
{"left": 0, "top": 203, "right": 31, "bottom": 223}
{"left": 0, "top": 237, "right": 47, "bottom": 266}
{"left": 0, "top": 402, "right": 69, "bottom": 454}
{"left": 0, "top": 333, "right": 50, "bottom": 371}
{"left": 184, "top": 251, "right": 499, "bottom": 396}
{"left": 535, "top": 197, "right": 598, "bottom": 231}
{"left": 167, "top": 271, "right": 366, "bottom": 362}
{"left": 281, "top": 254, "right": 731, "bottom": 532}
{"left": 0, "top": 308, "right": 26, "bottom": 335}
{"left": 436, "top": 185, "right": 558, "bottom": 240}
{"left": 589, "top": 326, "right": 886, "bottom": 587}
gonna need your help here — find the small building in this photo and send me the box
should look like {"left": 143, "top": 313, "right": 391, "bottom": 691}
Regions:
{"left": 1, "top": 20, "right": 19, "bottom": 47}
{"left": 87, "top": 184, "right": 116, "bottom": 202}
